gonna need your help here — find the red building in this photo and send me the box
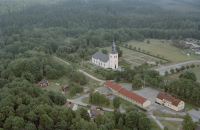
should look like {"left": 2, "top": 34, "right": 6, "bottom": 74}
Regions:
{"left": 62, "top": 84, "right": 69, "bottom": 91}
{"left": 40, "top": 79, "right": 50, "bottom": 87}
{"left": 168, "top": 39, "right": 179, "bottom": 44}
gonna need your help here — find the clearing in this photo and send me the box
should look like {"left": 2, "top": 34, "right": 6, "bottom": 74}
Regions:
{"left": 153, "top": 109, "right": 184, "bottom": 118}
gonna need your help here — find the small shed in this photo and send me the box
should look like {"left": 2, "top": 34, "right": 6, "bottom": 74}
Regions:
{"left": 40, "top": 79, "right": 50, "bottom": 87}
{"left": 62, "top": 84, "right": 69, "bottom": 91}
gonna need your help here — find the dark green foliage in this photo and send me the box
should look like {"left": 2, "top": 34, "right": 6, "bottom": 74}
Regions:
{"left": 175, "top": 68, "right": 180, "bottom": 73}
{"left": 170, "top": 68, "right": 175, "bottom": 74}
{"left": 164, "top": 126, "right": 169, "bottom": 130}
{"left": 182, "top": 71, "right": 197, "bottom": 81}
{"left": 132, "top": 74, "right": 143, "bottom": 89}
{"left": 165, "top": 70, "right": 169, "bottom": 76}
{"left": 101, "top": 49, "right": 108, "bottom": 55}
{"left": 78, "top": 108, "right": 90, "bottom": 122}
{"left": 190, "top": 64, "right": 195, "bottom": 68}
{"left": 113, "top": 97, "right": 121, "bottom": 108}
{"left": 182, "top": 113, "right": 195, "bottom": 130}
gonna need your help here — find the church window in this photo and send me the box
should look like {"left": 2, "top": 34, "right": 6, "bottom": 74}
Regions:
{"left": 104, "top": 64, "right": 105, "bottom": 66}
{"left": 110, "top": 56, "right": 112, "bottom": 58}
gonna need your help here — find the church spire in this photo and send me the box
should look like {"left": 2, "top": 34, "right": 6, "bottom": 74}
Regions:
{"left": 110, "top": 40, "right": 118, "bottom": 54}
{"left": 112, "top": 40, "right": 116, "bottom": 52}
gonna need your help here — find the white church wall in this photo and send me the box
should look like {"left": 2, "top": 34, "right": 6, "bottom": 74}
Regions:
{"left": 92, "top": 57, "right": 110, "bottom": 69}
{"left": 109, "top": 53, "right": 118, "bottom": 69}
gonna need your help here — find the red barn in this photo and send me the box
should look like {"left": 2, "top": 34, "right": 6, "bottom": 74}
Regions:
{"left": 62, "top": 84, "right": 69, "bottom": 91}
{"left": 40, "top": 79, "right": 50, "bottom": 87}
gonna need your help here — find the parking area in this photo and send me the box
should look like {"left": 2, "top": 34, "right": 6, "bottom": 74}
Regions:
{"left": 119, "top": 83, "right": 133, "bottom": 91}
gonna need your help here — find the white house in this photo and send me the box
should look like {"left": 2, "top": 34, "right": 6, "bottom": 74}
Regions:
{"left": 92, "top": 41, "right": 118, "bottom": 69}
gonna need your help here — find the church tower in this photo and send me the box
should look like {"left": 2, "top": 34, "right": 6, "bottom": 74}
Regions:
{"left": 109, "top": 40, "right": 118, "bottom": 69}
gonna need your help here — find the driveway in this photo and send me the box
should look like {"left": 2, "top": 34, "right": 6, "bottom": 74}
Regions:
{"left": 188, "top": 109, "right": 200, "bottom": 122}
{"left": 155, "top": 60, "right": 200, "bottom": 76}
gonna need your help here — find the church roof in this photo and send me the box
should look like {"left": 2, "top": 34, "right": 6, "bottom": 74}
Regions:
{"left": 92, "top": 52, "right": 109, "bottom": 62}
{"left": 110, "top": 40, "right": 118, "bottom": 54}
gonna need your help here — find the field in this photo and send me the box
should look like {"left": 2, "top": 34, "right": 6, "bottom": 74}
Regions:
{"left": 153, "top": 110, "right": 184, "bottom": 118}
{"left": 125, "top": 39, "right": 200, "bottom": 63}
{"left": 160, "top": 120, "right": 182, "bottom": 130}
{"left": 81, "top": 97, "right": 115, "bottom": 109}
{"left": 165, "top": 66, "right": 200, "bottom": 82}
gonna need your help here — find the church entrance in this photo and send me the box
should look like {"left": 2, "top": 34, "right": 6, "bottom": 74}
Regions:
{"left": 115, "top": 65, "right": 116, "bottom": 69}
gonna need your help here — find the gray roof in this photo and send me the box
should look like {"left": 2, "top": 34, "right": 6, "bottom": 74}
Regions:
{"left": 41, "top": 79, "right": 48, "bottom": 84}
{"left": 63, "top": 84, "right": 69, "bottom": 88}
{"left": 92, "top": 52, "right": 109, "bottom": 62}
{"left": 110, "top": 40, "right": 118, "bottom": 54}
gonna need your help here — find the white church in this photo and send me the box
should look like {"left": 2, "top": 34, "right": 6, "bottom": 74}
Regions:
{"left": 92, "top": 41, "right": 118, "bottom": 69}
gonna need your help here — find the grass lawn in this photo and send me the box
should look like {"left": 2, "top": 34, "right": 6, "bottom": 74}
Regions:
{"left": 81, "top": 97, "right": 116, "bottom": 109}
{"left": 119, "top": 98, "right": 133, "bottom": 110}
{"left": 125, "top": 39, "right": 200, "bottom": 63}
{"left": 160, "top": 120, "right": 182, "bottom": 130}
{"left": 150, "top": 119, "right": 162, "bottom": 130}
{"left": 165, "top": 67, "right": 200, "bottom": 82}
{"left": 153, "top": 110, "right": 184, "bottom": 118}
{"left": 177, "top": 98, "right": 200, "bottom": 111}
{"left": 82, "top": 68, "right": 105, "bottom": 80}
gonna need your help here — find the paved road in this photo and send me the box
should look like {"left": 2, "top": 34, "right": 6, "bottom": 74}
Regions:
{"left": 155, "top": 60, "right": 200, "bottom": 76}
{"left": 186, "top": 42, "right": 200, "bottom": 48}
{"left": 54, "top": 56, "right": 105, "bottom": 83}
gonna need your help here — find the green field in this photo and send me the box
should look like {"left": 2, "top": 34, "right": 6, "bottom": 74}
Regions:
{"left": 126, "top": 39, "right": 200, "bottom": 63}
{"left": 160, "top": 120, "right": 182, "bottom": 130}
{"left": 100, "top": 46, "right": 134, "bottom": 55}
{"left": 81, "top": 97, "right": 116, "bottom": 109}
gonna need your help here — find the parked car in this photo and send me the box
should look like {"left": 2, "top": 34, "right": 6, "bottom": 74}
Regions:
{"left": 195, "top": 108, "right": 199, "bottom": 111}
{"left": 87, "top": 104, "right": 92, "bottom": 108}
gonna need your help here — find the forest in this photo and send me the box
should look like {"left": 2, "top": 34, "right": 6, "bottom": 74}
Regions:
{"left": 0, "top": 0, "right": 200, "bottom": 129}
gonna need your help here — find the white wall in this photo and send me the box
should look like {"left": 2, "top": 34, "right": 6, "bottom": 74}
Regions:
{"left": 109, "top": 53, "right": 118, "bottom": 69}
{"left": 92, "top": 57, "right": 110, "bottom": 69}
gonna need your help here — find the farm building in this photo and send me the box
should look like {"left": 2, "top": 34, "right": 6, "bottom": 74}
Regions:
{"left": 104, "top": 80, "right": 151, "bottom": 108}
{"left": 65, "top": 101, "right": 78, "bottom": 111}
{"left": 156, "top": 92, "right": 185, "bottom": 111}
{"left": 168, "top": 39, "right": 179, "bottom": 44}
{"left": 40, "top": 79, "right": 50, "bottom": 87}
{"left": 62, "top": 84, "right": 69, "bottom": 91}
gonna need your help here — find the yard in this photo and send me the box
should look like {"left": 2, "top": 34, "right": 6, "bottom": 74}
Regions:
{"left": 125, "top": 39, "right": 200, "bottom": 63}
{"left": 81, "top": 97, "right": 116, "bottom": 109}
{"left": 159, "top": 120, "right": 182, "bottom": 130}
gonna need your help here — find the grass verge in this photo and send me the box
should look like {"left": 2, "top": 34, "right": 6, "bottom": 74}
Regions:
{"left": 150, "top": 119, "right": 162, "bottom": 130}
{"left": 153, "top": 110, "right": 184, "bottom": 118}
{"left": 160, "top": 120, "right": 182, "bottom": 130}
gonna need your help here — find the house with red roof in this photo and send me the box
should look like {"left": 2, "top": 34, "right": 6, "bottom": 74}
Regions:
{"left": 156, "top": 92, "right": 185, "bottom": 111}
{"left": 104, "top": 80, "right": 151, "bottom": 108}
{"left": 65, "top": 101, "right": 78, "bottom": 111}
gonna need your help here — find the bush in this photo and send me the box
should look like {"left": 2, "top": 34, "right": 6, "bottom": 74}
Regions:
{"left": 96, "top": 106, "right": 103, "bottom": 110}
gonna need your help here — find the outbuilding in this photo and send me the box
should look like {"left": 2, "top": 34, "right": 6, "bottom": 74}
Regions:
{"left": 40, "top": 79, "right": 50, "bottom": 87}
{"left": 62, "top": 84, "right": 69, "bottom": 91}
